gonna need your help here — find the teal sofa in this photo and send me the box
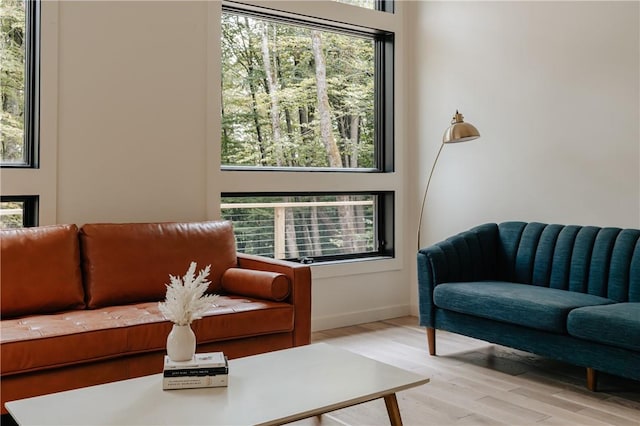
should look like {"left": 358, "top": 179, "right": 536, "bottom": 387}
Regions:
{"left": 417, "top": 221, "right": 639, "bottom": 390}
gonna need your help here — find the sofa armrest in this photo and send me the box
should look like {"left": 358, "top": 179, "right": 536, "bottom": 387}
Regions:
{"left": 417, "top": 223, "right": 499, "bottom": 327}
{"left": 236, "top": 253, "right": 311, "bottom": 347}
{"left": 221, "top": 268, "right": 290, "bottom": 301}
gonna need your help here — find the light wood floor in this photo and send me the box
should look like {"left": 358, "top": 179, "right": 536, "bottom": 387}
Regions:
{"left": 295, "top": 316, "right": 640, "bottom": 426}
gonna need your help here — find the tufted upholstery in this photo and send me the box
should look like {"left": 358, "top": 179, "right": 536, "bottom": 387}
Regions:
{"left": 1, "top": 296, "right": 293, "bottom": 376}
{"left": 417, "top": 221, "right": 640, "bottom": 387}
{"left": 420, "top": 222, "right": 640, "bottom": 303}
{"left": 496, "top": 222, "right": 640, "bottom": 301}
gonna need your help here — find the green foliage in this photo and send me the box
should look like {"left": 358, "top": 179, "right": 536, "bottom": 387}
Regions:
{"left": 1, "top": 0, "right": 26, "bottom": 162}
{"left": 221, "top": 195, "right": 375, "bottom": 259}
{"left": 0, "top": 201, "right": 24, "bottom": 228}
{"left": 221, "top": 12, "right": 375, "bottom": 169}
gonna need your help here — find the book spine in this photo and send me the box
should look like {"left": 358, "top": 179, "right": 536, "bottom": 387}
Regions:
{"left": 163, "top": 367, "right": 228, "bottom": 377}
{"left": 162, "top": 375, "right": 228, "bottom": 390}
{"left": 164, "top": 353, "right": 229, "bottom": 370}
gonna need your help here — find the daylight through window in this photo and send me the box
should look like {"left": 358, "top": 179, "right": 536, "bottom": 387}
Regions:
{"left": 220, "top": 2, "right": 394, "bottom": 263}
{"left": 221, "top": 11, "right": 388, "bottom": 170}
{"left": 222, "top": 193, "right": 393, "bottom": 262}
{"left": 1, "top": 0, "right": 39, "bottom": 166}
{"left": 0, "top": 195, "right": 38, "bottom": 228}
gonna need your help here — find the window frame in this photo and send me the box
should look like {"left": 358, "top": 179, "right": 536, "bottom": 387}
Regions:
{"left": 218, "top": 0, "right": 396, "bottom": 265}
{"left": 221, "top": 191, "right": 394, "bottom": 263}
{"left": 220, "top": 4, "right": 394, "bottom": 173}
{"left": 1, "top": 0, "right": 41, "bottom": 168}
{"left": 0, "top": 195, "right": 39, "bottom": 227}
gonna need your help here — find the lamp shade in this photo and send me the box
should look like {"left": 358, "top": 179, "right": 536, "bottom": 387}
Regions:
{"left": 442, "top": 110, "right": 480, "bottom": 144}
{"left": 418, "top": 110, "right": 480, "bottom": 249}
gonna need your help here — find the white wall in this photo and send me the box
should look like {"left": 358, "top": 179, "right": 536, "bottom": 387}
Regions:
{"left": 409, "top": 1, "right": 640, "bottom": 313}
{"left": 57, "top": 1, "right": 209, "bottom": 224}
{"left": 3, "top": 1, "right": 638, "bottom": 330}
{"left": 49, "top": 1, "right": 412, "bottom": 331}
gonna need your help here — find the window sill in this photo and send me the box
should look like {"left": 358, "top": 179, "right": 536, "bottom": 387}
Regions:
{"left": 310, "top": 256, "right": 400, "bottom": 280}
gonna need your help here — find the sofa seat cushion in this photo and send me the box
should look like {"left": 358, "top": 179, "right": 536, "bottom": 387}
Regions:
{"left": 0, "top": 296, "right": 293, "bottom": 376}
{"left": 433, "top": 281, "right": 614, "bottom": 333}
{"left": 567, "top": 303, "right": 640, "bottom": 352}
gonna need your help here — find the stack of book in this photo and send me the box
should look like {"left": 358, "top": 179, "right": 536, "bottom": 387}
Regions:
{"left": 162, "top": 352, "right": 229, "bottom": 390}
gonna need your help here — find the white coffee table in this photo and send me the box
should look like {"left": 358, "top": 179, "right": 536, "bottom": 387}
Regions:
{"left": 6, "top": 343, "right": 429, "bottom": 425}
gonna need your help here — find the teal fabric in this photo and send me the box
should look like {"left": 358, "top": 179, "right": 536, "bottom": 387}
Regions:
{"left": 514, "top": 222, "right": 546, "bottom": 284}
{"left": 568, "top": 303, "right": 640, "bottom": 352}
{"left": 496, "top": 222, "right": 526, "bottom": 281}
{"left": 588, "top": 228, "right": 619, "bottom": 297}
{"left": 436, "top": 309, "right": 640, "bottom": 381}
{"left": 417, "top": 223, "right": 498, "bottom": 328}
{"left": 609, "top": 230, "right": 640, "bottom": 302}
{"left": 531, "top": 224, "right": 563, "bottom": 286}
{"left": 433, "top": 281, "right": 613, "bottom": 333}
{"left": 632, "top": 240, "right": 640, "bottom": 302}
{"left": 569, "top": 226, "right": 600, "bottom": 293}
{"left": 417, "top": 221, "right": 640, "bottom": 383}
{"left": 495, "top": 222, "right": 640, "bottom": 302}
{"left": 548, "top": 225, "right": 580, "bottom": 290}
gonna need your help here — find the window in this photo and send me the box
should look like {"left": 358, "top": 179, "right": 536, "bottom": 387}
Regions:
{"left": 221, "top": 8, "right": 392, "bottom": 171}
{"left": 0, "top": 195, "right": 38, "bottom": 228}
{"left": 335, "top": 0, "right": 393, "bottom": 13}
{"left": 220, "top": 1, "right": 394, "bottom": 264}
{"left": 335, "top": 0, "right": 375, "bottom": 10}
{"left": 1, "top": 0, "right": 40, "bottom": 167}
{"left": 221, "top": 192, "right": 393, "bottom": 262}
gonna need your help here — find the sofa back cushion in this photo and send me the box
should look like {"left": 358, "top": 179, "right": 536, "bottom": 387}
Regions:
{"left": 79, "top": 221, "right": 238, "bottom": 309}
{"left": 1, "top": 224, "right": 85, "bottom": 317}
{"left": 497, "top": 222, "right": 640, "bottom": 302}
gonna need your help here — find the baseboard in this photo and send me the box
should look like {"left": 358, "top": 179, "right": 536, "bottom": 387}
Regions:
{"left": 311, "top": 304, "right": 410, "bottom": 332}
{"left": 409, "top": 304, "right": 419, "bottom": 317}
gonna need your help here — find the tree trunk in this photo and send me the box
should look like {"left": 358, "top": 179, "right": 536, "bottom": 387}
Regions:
{"left": 311, "top": 30, "right": 357, "bottom": 253}
{"left": 285, "top": 200, "right": 299, "bottom": 258}
{"left": 350, "top": 115, "right": 360, "bottom": 168}
{"left": 242, "top": 17, "right": 265, "bottom": 165}
{"left": 276, "top": 54, "right": 296, "bottom": 166}
{"left": 260, "top": 21, "right": 283, "bottom": 166}
{"left": 311, "top": 30, "right": 342, "bottom": 168}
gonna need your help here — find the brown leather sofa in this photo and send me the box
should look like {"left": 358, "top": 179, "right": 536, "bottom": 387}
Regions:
{"left": 0, "top": 221, "right": 311, "bottom": 414}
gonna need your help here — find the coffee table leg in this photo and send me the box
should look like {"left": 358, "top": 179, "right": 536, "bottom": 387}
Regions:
{"left": 383, "top": 393, "right": 403, "bottom": 426}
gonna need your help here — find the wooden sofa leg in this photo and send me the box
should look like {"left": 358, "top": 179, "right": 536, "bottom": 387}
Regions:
{"left": 426, "top": 327, "right": 436, "bottom": 356}
{"left": 586, "top": 368, "right": 597, "bottom": 391}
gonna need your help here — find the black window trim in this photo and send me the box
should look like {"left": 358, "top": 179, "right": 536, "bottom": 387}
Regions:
{"left": 220, "top": 1, "right": 396, "bottom": 264}
{"left": 1, "top": 0, "right": 40, "bottom": 169}
{"left": 221, "top": 191, "right": 394, "bottom": 264}
{"left": 0, "top": 195, "right": 39, "bottom": 227}
{"left": 220, "top": 2, "right": 395, "bottom": 173}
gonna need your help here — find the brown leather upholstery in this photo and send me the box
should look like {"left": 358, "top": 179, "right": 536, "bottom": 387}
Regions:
{"left": 0, "top": 224, "right": 85, "bottom": 318}
{"left": 0, "top": 221, "right": 311, "bottom": 414}
{"left": 79, "top": 221, "right": 238, "bottom": 308}
{"left": 237, "top": 253, "right": 312, "bottom": 347}
{"left": 222, "top": 268, "right": 290, "bottom": 301}
{"left": 1, "top": 296, "right": 293, "bottom": 376}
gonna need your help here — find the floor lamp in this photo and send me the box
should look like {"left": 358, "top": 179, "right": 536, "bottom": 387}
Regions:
{"left": 417, "top": 111, "right": 481, "bottom": 249}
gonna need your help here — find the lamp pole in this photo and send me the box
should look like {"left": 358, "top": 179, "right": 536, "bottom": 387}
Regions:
{"left": 417, "top": 111, "right": 480, "bottom": 250}
{"left": 417, "top": 142, "right": 445, "bottom": 250}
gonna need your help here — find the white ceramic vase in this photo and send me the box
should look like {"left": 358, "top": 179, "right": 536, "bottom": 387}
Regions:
{"left": 166, "top": 323, "right": 196, "bottom": 362}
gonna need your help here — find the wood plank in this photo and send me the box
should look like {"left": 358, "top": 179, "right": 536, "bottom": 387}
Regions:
{"left": 308, "top": 316, "right": 640, "bottom": 426}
